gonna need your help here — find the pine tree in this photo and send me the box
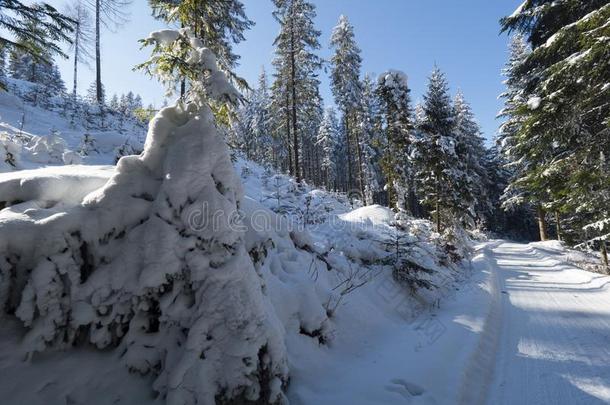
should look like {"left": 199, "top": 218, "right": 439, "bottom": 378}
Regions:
{"left": 269, "top": 0, "right": 322, "bottom": 182}
{"left": 86, "top": 81, "right": 104, "bottom": 105}
{"left": 316, "top": 107, "right": 339, "bottom": 190}
{"left": 248, "top": 68, "right": 273, "bottom": 166}
{"left": 108, "top": 93, "right": 119, "bottom": 111}
{"left": 147, "top": 0, "right": 253, "bottom": 94}
{"left": 453, "top": 90, "right": 489, "bottom": 227}
{"left": 357, "top": 74, "right": 382, "bottom": 205}
{"left": 330, "top": 15, "right": 363, "bottom": 195}
{"left": 376, "top": 70, "right": 415, "bottom": 213}
{"left": 0, "top": 1, "right": 74, "bottom": 77}
{"left": 413, "top": 67, "right": 460, "bottom": 232}
{"left": 500, "top": 1, "right": 609, "bottom": 252}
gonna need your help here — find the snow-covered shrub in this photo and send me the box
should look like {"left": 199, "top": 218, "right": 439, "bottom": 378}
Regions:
{"left": 0, "top": 33, "right": 293, "bottom": 405}
{"left": 0, "top": 132, "right": 22, "bottom": 171}
{"left": 28, "top": 130, "right": 68, "bottom": 164}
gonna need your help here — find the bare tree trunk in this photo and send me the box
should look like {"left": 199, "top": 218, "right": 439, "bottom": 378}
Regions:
{"left": 435, "top": 176, "right": 441, "bottom": 233}
{"left": 95, "top": 0, "right": 102, "bottom": 104}
{"left": 555, "top": 210, "right": 562, "bottom": 241}
{"left": 285, "top": 89, "right": 292, "bottom": 176}
{"left": 353, "top": 124, "right": 366, "bottom": 203}
{"left": 290, "top": 25, "right": 300, "bottom": 182}
{"left": 72, "top": 22, "right": 80, "bottom": 102}
{"left": 601, "top": 240, "right": 608, "bottom": 270}
{"left": 537, "top": 205, "right": 547, "bottom": 241}
{"left": 344, "top": 111, "right": 352, "bottom": 191}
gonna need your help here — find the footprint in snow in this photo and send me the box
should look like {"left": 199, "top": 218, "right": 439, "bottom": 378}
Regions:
{"left": 385, "top": 378, "right": 425, "bottom": 400}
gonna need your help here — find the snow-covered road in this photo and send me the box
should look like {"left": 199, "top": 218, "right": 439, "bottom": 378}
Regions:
{"left": 486, "top": 241, "right": 610, "bottom": 405}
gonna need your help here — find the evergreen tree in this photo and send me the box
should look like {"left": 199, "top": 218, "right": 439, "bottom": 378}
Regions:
{"left": 316, "top": 107, "right": 339, "bottom": 190}
{"left": 376, "top": 70, "right": 415, "bottom": 213}
{"left": 86, "top": 80, "right": 104, "bottom": 105}
{"left": 0, "top": 1, "right": 74, "bottom": 76}
{"left": 269, "top": 0, "right": 322, "bottom": 182}
{"left": 330, "top": 15, "right": 363, "bottom": 195}
{"left": 413, "top": 67, "right": 460, "bottom": 232}
{"left": 108, "top": 93, "right": 119, "bottom": 111}
{"left": 147, "top": 0, "right": 253, "bottom": 94}
{"left": 453, "top": 90, "right": 489, "bottom": 226}
{"left": 357, "top": 74, "right": 382, "bottom": 205}
{"left": 248, "top": 68, "right": 273, "bottom": 166}
{"left": 500, "top": 0, "right": 609, "bottom": 254}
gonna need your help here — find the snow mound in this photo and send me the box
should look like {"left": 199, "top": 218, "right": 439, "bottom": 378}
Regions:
{"left": 339, "top": 204, "right": 396, "bottom": 226}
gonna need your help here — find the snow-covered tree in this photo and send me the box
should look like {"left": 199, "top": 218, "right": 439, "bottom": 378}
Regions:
{"left": 1, "top": 30, "right": 293, "bottom": 405}
{"left": 376, "top": 70, "right": 414, "bottom": 213}
{"left": 148, "top": 0, "right": 253, "bottom": 92}
{"left": 86, "top": 80, "right": 105, "bottom": 105}
{"left": 357, "top": 74, "right": 382, "bottom": 205}
{"left": 269, "top": 0, "right": 322, "bottom": 182}
{"left": 413, "top": 67, "right": 461, "bottom": 232}
{"left": 500, "top": 0, "right": 609, "bottom": 253}
{"left": 453, "top": 90, "right": 489, "bottom": 226}
{"left": 316, "top": 107, "right": 339, "bottom": 190}
{"left": 330, "top": 15, "right": 363, "bottom": 194}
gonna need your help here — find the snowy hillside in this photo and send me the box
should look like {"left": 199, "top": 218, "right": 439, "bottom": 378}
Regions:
{"left": 0, "top": 80, "right": 146, "bottom": 172}
{"left": 0, "top": 59, "right": 482, "bottom": 403}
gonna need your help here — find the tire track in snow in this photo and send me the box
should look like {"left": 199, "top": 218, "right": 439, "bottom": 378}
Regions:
{"left": 457, "top": 241, "right": 505, "bottom": 405}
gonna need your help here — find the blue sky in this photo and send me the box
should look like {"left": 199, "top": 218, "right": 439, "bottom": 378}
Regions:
{"left": 48, "top": 0, "right": 522, "bottom": 142}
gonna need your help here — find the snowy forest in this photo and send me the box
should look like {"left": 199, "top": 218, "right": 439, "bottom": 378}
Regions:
{"left": 0, "top": 1, "right": 609, "bottom": 404}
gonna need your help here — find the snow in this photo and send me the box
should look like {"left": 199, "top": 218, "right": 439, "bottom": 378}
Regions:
{"left": 486, "top": 242, "right": 610, "bottom": 404}
{"left": 0, "top": 82, "right": 146, "bottom": 172}
{"left": 527, "top": 96, "right": 542, "bottom": 110}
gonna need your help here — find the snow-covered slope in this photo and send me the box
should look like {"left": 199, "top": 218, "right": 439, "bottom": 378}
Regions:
{"left": 0, "top": 67, "right": 479, "bottom": 403}
{"left": 0, "top": 84, "right": 145, "bottom": 172}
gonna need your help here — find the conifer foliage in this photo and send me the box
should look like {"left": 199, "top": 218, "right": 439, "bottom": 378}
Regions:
{"left": 499, "top": 0, "right": 609, "bottom": 260}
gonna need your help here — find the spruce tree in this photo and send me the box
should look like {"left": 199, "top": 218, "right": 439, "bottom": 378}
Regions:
{"left": 270, "top": 0, "right": 322, "bottom": 182}
{"left": 453, "top": 90, "right": 489, "bottom": 226}
{"left": 413, "top": 67, "right": 460, "bottom": 232}
{"left": 376, "top": 70, "right": 415, "bottom": 213}
{"left": 330, "top": 15, "right": 363, "bottom": 195}
{"left": 0, "top": 1, "right": 74, "bottom": 72}
{"left": 147, "top": 0, "right": 253, "bottom": 93}
{"left": 500, "top": 0, "right": 609, "bottom": 252}
{"left": 316, "top": 107, "right": 339, "bottom": 190}
{"left": 357, "top": 74, "right": 382, "bottom": 205}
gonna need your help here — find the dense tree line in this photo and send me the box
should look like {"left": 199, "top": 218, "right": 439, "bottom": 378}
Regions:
{"left": 233, "top": 7, "right": 510, "bottom": 235}
{"left": 498, "top": 0, "right": 609, "bottom": 263}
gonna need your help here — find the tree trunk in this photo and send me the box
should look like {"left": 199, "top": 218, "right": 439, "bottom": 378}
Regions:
{"left": 72, "top": 23, "right": 80, "bottom": 102}
{"left": 285, "top": 89, "right": 292, "bottom": 176}
{"left": 289, "top": 20, "right": 300, "bottom": 182}
{"left": 435, "top": 176, "right": 441, "bottom": 233}
{"left": 344, "top": 112, "right": 352, "bottom": 192}
{"left": 95, "top": 0, "right": 102, "bottom": 104}
{"left": 555, "top": 210, "right": 562, "bottom": 241}
{"left": 537, "top": 205, "right": 547, "bottom": 241}
{"left": 601, "top": 240, "right": 608, "bottom": 270}
{"left": 353, "top": 123, "right": 366, "bottom": 203}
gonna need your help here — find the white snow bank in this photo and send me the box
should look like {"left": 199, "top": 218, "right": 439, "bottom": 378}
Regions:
{"left": 0, "top": 165, "right": 113, "bottom": 207}
{"left": 339, "top": 204, "right": 396, "bottom": 226}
